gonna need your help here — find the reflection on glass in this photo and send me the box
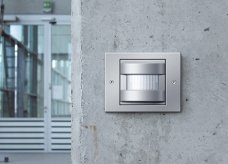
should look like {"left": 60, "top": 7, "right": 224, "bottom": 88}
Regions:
{"left": 51, "top": 25, "right": 71, "bottom": 117}
{"left": 0, "top": 25, "right": 44, "bottom": 117}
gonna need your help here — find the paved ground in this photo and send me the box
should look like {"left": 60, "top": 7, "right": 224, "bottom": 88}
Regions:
{"left": 0, "top": 153, "right": 71, "bottom": 164}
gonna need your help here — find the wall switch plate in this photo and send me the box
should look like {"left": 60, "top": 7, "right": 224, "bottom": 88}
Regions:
{"left": 105, "top": 52, "right": 181, "bottom": 112}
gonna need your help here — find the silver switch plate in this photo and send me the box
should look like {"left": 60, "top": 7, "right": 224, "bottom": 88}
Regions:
{"left": 105, "top": 52, "right": 181, "bottom": 112}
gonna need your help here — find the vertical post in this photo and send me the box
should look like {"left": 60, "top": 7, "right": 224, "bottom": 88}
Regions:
{"left": 43, "top": 23, "right": 52, "bottom": 152}
{"left": 31, "top": 26, "right": 38, "bottom": 117}
{"left": 16, "top": 45, "right": 25, "bottom": 117}
{"left": 14, "top": 44, "right": 18, "bottom": 117}
{"left": 0, "top": 0, "right": 4, "bottom": 29}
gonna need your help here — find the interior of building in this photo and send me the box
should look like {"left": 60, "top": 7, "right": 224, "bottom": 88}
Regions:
{"left": 0, "top": 0, "right": 71, "bottom": 163}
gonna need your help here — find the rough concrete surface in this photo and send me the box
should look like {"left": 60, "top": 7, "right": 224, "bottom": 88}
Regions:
{"left": 71, "top": 0, "right": 228, "bottom": 163}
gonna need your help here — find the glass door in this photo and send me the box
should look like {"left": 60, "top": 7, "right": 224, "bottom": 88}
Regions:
{"left": 0, "top": 23, "right": 46, "bottom": 152}
{"left": 0, "top": 15, "right": 71, "bottom": 152}
{"left": 49, "top": 24, "right": 71, "bottom": 151}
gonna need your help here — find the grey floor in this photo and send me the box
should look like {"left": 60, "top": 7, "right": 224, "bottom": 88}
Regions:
{"left": 0, "top": 153, "right": 71, "bottom": 164}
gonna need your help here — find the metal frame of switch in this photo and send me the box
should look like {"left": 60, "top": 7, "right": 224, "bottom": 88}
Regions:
{"left": 105, "top": 52, "right": 181, "bottom": 112}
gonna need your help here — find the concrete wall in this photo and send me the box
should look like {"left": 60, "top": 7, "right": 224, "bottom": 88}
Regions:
{"left": 71, "top": 0, "right": 228, "bottom": 163}
{"left": 4, "top": 0, "right": 70, "bottom": 15}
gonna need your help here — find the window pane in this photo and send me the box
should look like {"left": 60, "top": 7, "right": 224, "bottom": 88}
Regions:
{"left": 0, "top": 25, "right": 44, "bottom": 117}
{"left": 51, "top": 25, "right": 71, "bottom": 117}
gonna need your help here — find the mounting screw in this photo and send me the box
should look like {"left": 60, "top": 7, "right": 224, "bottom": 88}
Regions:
{"left": 172, "top": 80, "right": 177, "bottom": 85}
{"left": 109, "top": 80, "right": 114, "bottom": 84}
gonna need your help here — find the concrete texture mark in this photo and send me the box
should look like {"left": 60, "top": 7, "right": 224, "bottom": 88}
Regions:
{"left": 211, "top": 121, "right": 223, "bottom": 136}
{"left": 113, "top": 34, "right": 119, "bottom": 49}
{"left": 204, "top": 27, "right": 210, "bottom": 31}
{"left": 156, "top": 0, "right": 165, "bottom": 16}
